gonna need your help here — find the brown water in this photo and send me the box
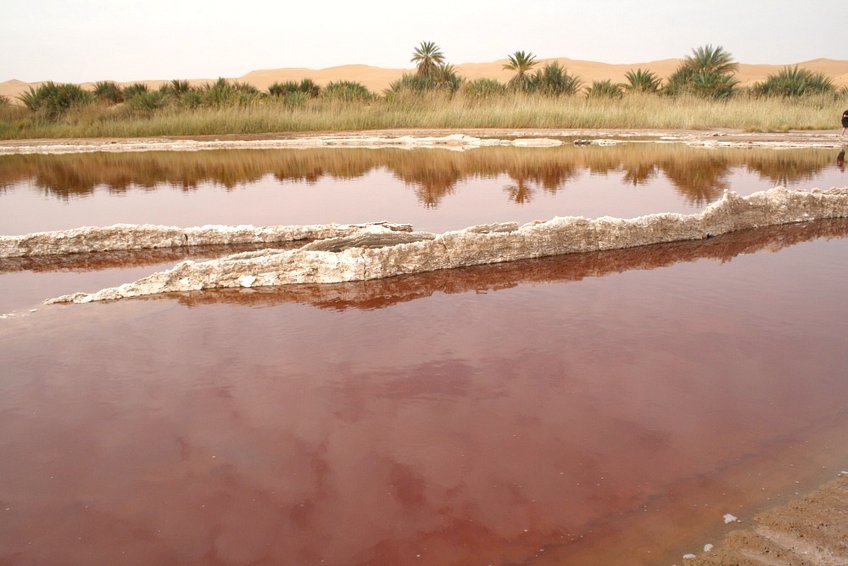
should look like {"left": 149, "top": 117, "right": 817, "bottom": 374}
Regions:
{"left": 1, "top": 146, "right": 848, "bottom": 565}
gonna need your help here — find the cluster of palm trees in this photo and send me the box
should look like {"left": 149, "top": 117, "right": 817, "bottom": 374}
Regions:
{"left": 18, "top": 75, "right": 378, "bottom": 118}
{"left": 664, "top": 45, "right": 739, "bottom": 98}
{"left": 10, "top": 42, "right": 841, "bottom": 121}
{"left": 403, "top": 41, "right": 839, "bottom": 100}
{"left": 388, "top": 41, "right": 461, "bottom": 94}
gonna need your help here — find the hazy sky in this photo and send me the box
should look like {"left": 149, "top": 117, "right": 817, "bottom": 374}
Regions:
{"left": 2, "top": 0, "right": 846, "bottom": 83}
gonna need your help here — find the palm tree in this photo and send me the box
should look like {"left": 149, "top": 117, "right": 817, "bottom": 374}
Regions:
{"left": 504, "top": 51, "right": 538, "bottom": 91}
{"left": 665, "top": 44, "right": 738, "bottom": 98}
{"left": 93, "top": 81, "right": 124, "bottom": 103}
{"left": 685, "top": 44, "right": 737, "bottom": 76}
{"left": 585, "top": 79, "right": 624, "bottom": 99}
{"left": 411, "top": 41, "right": 445, "bottom": 77}
{"left": 752, "top": 66, "right": 835, "bottom": 97}
{"left": 623, "top": 69, "right": 662, "bottom": 93}
{"left": 530, "top": 62, "right": 582, "bottom": 96}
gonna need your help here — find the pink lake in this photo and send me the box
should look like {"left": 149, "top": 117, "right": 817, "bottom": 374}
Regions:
{"left": 0, "top": 145, "right": 847, "bottom": 565}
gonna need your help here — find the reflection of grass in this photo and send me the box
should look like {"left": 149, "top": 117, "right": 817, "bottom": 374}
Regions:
{"left": 0, "top": 144, "right": 835, "bottom": 208}
{"left": 1, "top": 92, "right": 845, "bottom": 138}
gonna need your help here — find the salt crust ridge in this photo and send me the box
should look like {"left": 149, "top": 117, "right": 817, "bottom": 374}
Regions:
{"left": 33, "top": 186, "right": 848, "bottom": 305}
{"left": 0, "top": 134, "right": 563, "bottom": 155}
{"left": 1, "top": 132, "right": 842, "bottom": 156}
{"left": 0, "top": 221, "right": 413, "bottom": 259}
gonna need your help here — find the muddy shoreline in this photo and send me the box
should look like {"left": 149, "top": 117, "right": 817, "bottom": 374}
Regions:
{"left": 1, "top": 128, "right": 847, "bottom": 155}
{"left": 686, "top": 475, "right": 848, "bottom": 565}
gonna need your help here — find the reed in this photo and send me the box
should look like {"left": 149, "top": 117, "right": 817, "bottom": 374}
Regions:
{"left": 1, "top": 91, "right": 845, "bottom": 139}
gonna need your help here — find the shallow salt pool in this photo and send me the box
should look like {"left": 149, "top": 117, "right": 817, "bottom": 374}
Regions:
{"left": 1, "top": 144, "right": 847, "bottom": 565}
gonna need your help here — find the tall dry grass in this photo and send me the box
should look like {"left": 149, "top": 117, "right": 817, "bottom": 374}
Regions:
{"left": 1, "top": 92, "right": 845, "bottom": 139}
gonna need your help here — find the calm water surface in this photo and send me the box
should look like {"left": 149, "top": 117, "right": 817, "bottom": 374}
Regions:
{"left": 1, "top": 144, "right": 846, "bottom": 235}
{"left": 1, "top": 145, "right": 847, "bottom": 565}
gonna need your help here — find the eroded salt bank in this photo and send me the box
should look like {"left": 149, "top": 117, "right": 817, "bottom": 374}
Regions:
{"left": 26, "top": 186, "right": 846, "bottom": 305}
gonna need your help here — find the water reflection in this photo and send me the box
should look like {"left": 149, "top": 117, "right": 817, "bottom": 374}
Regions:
{"left": 0, "top": 145, "right": 837, "bottom": 208}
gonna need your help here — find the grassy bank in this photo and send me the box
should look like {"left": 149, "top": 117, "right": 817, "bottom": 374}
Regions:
{"left": 1, "top": 92, "right": 845, "bottom": 139}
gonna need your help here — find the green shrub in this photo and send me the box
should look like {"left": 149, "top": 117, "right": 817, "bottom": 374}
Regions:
{"left": 322, "top": 80, "right": 374, "bottom": 102}
{"left": 666, "top": 45, "right": 738, "bottom": 99}
{"left": 201, "top": 78, "right": 239, "bottom": 106}
{"left": 179, "top": 89, "right": 203, "bottom": 109}
{"left": 18, "top": 82, "right": 93, "bottom": 118}
{"left": 200, "top": 79, "right": 260, "bottom": 106}
{"left": 586, "top": 79, "right": 624, "bottom": 99}
{"left": 388, "top": 64, "right": 461, "bottom": 95}
{"left": 126, "top": 90, "right": 168, "bottom": 112}
{"left": 623, "top": 69, "right": 662, "bottom": 94}
{"left": 461, "top": 78, "right": 507, "bottom": 99}
{"left": 122, "top": 82, "right": 150, "bottom": 98}
{"left": 528, "top": 62, "right": 582, "bottom": 96}
{"left": 268, "top": 81, "right": 300, "bottom": 97}
{"left": 268, "top": 79, "right": 321, "bottom": 98}
{"left": 160, "top": 79, "right": 192, "bottom": 97}
{"left": 752, "top": 66, "right": 836, "bottom": 97}
{"left": 93, "top": 81, "right": 124, "bottom": 103}
{"left": 297, "top": 78, "right": 321, "bottom": 97}
{"left": 279, "top": 91, "right": 309, "bottom": 107}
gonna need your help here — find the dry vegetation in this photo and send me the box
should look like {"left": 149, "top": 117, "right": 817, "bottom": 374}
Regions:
{"left": 1, "top": 92, "right": 845, "bottom": 139}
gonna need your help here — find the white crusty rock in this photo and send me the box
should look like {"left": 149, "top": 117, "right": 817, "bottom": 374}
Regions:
{"left": 0, "top": 134, "right": 501, "bottom": 155}
{"left": 44, "top": 187, "right": 848, "bottom": 305}
{"left": 0, "top": 221, "right": 412, "bottom": 258}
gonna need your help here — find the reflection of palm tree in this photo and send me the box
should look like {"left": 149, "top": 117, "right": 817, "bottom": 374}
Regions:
{"left": 745, "top": 153, "right": 830, "bottom": 186}
{"left": 661, "top": 157, "right": 729, "bottom": 205}
{"left": 622, "top": 164, "right": 657, "bottom": 186}
{"left": 504, "top": 160, "right": 576, "bottom": 194}
{"left": 387, "top": 151, "right": 460, "bottom": 208}
{"left": 410, "top": 178, "right": 457, "bottom": 208}
{"left": 504, "top": 177, "right": 535, "bottom": 204}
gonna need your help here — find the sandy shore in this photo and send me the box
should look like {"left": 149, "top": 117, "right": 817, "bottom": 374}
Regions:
{"left": 687, "top": 474, "right": 848, "bottom": 565}
{"left": 0, "top": 128, "right": 847, "bottom": 155}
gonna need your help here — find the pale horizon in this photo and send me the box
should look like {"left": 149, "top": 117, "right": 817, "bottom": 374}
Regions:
{"left": 2, "top": 0, "right": 847, "bottom": 84}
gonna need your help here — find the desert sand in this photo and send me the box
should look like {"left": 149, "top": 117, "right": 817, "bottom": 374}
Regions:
{"left": 2, "top": 56, "right": 847, "bottom": 101}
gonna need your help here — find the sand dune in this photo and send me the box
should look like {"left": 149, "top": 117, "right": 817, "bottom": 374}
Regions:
{"left": 3, "top": 57, "right": 847, "bottom": 101}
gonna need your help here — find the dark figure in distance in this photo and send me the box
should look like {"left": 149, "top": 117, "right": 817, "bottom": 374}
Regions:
{"left": 842, "top": 109, "right": 848, "bottom": 135}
